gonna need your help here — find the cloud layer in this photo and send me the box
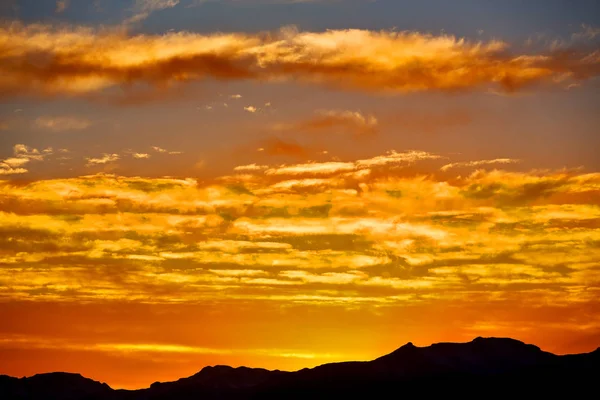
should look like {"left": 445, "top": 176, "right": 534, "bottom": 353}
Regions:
{"left": 0, "top": 150, "right": 598, "bottom": 307}
{"left": 1, "top": 23, "right": 599, "bottom": 100}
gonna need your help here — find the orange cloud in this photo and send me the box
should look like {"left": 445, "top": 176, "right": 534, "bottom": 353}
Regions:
{"left": 383, "top": 109, "right": 474, "bottom": 134}
{"left": 1, "top": 23, "right": 599, "bottom": 100}
{"left": 259, "top": 138, "right": 307, "bottom": 157}
{"left": 273, "top": 110, "right": 378, "bottom": 136}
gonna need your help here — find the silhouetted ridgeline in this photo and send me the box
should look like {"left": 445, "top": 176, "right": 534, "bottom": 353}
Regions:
{"left": 1, "top": 337, "right": 598, "bottom": 399}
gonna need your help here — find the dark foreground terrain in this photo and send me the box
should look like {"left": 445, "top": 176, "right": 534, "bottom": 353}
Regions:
{"left": 1, "top": 337, "right": 598, "bottom": 399}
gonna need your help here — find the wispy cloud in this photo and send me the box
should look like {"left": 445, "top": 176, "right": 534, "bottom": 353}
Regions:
{"left": 124, "top": 0, "right": 180, "bottom": 25}
{"left": 151, "top": 146, "right": 183, "bottom": 155}
{"left": 258, "top": 138, "right": 307, "bottom": 157}
{"left": 440, "top": 158, "right": 520, "bottom": 172}
{"left": 274, "top": 110, "right": 378, "bottom": 136}
{"left": 572, "top": 24, "right": 600, "bottom": 41}
{"left": 263, "top": 150, "right": 440, "bottom": 177}
{"left": 2, "top": 23, "right": 599, "bottom": 101}
{"left": 34, "top": 116, "right": 92, "bottom": 132}
{"left": 0, "top": 335, "right": 344, "bottom": 360}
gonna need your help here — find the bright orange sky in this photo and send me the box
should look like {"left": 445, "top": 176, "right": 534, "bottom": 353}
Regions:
{"left": 1, "top": 0, "right": 599, "bottom": 390}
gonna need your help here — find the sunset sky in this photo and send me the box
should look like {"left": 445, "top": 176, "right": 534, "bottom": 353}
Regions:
{"left": 1, "top": 0, "right": 600, "bottom": 389}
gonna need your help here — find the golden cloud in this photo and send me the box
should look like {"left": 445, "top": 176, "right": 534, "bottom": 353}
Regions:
{"left": 85, "top": 153, "right": 120, "bottom": 166}
{"left": 263, "top": 150, "right": 441, "bottom": 178}
{"left": 1, "top": 23, "right": 599, "bottom": 99}
{"left": 132, "top": 153, "right": 150, "bottom": 159}
{"left": 0, "top": 150, "right": 598, "bottom": 307}
{"left": 0, "top": 144, "right": 51, "bottom": 175}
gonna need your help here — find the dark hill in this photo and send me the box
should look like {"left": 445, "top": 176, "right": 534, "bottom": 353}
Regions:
{"left": 1, "top": 337, "right": 598, "bottom": 399}
{"left": 0, "top": 372, "right": 112, "bottom": 400}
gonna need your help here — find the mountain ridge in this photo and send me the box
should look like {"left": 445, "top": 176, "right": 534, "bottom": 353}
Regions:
{"left": 1, "top": 337, "right": 598, "bottom": 399}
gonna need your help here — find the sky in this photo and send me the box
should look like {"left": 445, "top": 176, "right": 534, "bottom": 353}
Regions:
{"left": 1, "top": 0, "right": 600, "bottom": 390}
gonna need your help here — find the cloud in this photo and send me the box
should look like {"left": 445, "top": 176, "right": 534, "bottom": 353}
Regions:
{"left": 0, "top": 155, "right": 598, "bottom": 308}
{"left": 244, "top": 106, "right": 258, "bottom": 113}
{"left": 124, "top": 0, "right": 180, "bottom": 25}
{"left": 13, "top": 144, "right": 46, "bottom": 160}
{"left": 271, "top": 108, "right": 472, "bottom": 138}
{"left": 85, "top": 153, "right": 120, "bottom": 166}
{"left": 55, "top": 0, "right": 69, "bottom": 13}
{"left": 0, "top": 144, "right": 51, "bottom": 175}
{"left": 274, "top": 109, "right": 378, "bottom": 136}
{"left": 440, "top": 158, "right": 520, "bottom": 172}
{"left": 1, "top": 157, "right": 29, "bottom": 168}
{"left": 0, "top": 335, "right": 345, "bottom": 361}
{"left": 0, "top": 165, "right": 28, "bottom": 175}
{"left": 266, "top": 161, "right": 355, "bottom": 176}
{"left": 34, "top": 116, "right": 92, "bottom": 132}
{"left": 572, "top": 24, "right": 600, "bottom": 41}
{"left": 384, "top": 109, "right": 473, "bottom": 133}
{"left": 525, "top": 23, "right": 600, "bottom": 52}
{"left": 133, "top": 153, "right": 150, "bottom": 159}
{"left": 256, "top": 150, "right": 442, "bottom": 183}
{"left": 151, "top": 146, "right": 183, "bottom": 154}
{"left": 357, "top": 150, "right": 443, "bottom": 168}
{"left": 259, "top": 138, "right": 307, "bottom": 157}
{"left": 1, "top": 144, "right": 599, "bottom": 383}
{"left": 234, "top": 163, "right": 269, "bottom": 171}
{"left": 2, "top": 23, "right": 599, "bottom": 101}
{"left": 195, "top": 159, "right": 206, "bottom": 169}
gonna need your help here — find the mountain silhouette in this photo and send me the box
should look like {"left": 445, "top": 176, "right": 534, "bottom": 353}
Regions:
{"left": 1, "top": 337, "right": 598, "bottom": 399}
